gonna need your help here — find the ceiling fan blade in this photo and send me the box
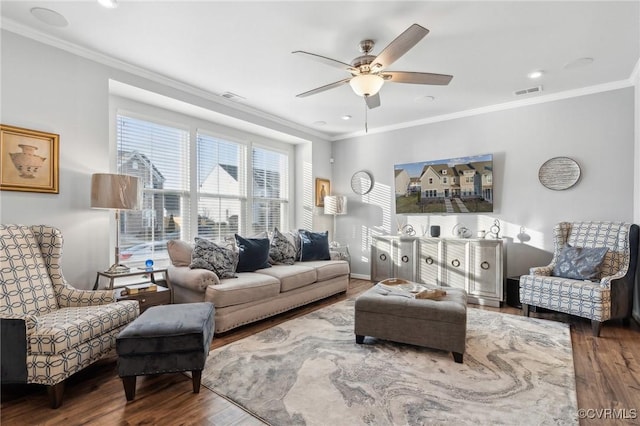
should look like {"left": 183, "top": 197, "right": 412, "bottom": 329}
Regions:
{"left": 295, "top": 78, "right": 352, "bottom": 98}
{"left": 292, "top": 50, "right": 355, "bottom": 71}
{"left": 384, "top": 71, "right": 453, "bottom": 85}
{"left": 371, "top": 24, "right": 429, "bottom": 71}
{"left": 365, "top": 93, "right": 381, "bottom": 109}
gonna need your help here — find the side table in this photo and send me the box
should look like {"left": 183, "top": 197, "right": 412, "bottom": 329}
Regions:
{"left": 505, "top": 276, "right": 522, "bottom": 308}
{"left": 94, "top": 267, "right": 173, "bottom": 303}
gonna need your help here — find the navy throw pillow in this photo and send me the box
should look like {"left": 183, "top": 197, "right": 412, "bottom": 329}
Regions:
{"left": 552, "top": 244, "right": 608, "bottom": 280}
{"left": 299, "top": 230, "right": 330, "bottom": 261}
{"left": 235, "top": 234, "right": 272, "bottom": 272}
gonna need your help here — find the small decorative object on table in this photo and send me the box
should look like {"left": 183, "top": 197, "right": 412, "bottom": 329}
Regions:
{"left": 489, "top": 219, "right": 501, "bottom": 239}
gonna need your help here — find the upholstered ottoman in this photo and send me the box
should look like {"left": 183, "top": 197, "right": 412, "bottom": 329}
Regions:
{"left": 355, "top": 285, "right": 467, "bottom": 363}
{"left": 116, "top": 302, "right": 215, "bottom": 400}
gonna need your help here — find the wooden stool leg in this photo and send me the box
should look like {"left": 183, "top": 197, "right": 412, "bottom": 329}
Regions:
{"left": 192, "top": 370, "right": 202, "bottom": 393}
{"left": 122, "top": 376, "right": 137, "bottom": 401}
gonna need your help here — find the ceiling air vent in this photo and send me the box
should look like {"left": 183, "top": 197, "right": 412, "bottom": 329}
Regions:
{"left": 220, "top": 91, "right": 246, "bottom": 102}
{"left": 514, "top": 85, "right": 543, "bottom": 96}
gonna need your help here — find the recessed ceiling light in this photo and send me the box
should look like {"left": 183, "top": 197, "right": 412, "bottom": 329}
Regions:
{"left": 527, "top": 70, "right": 544, "bottom": 79}
{"left": 341, "top": 115, "right": 352, "bottom": 121}
{"left": 564, "top": 57, "right": 594, "bottom": 70}
{"left": 312, "top": 121, "right": 327, "bottom": 126}
{"left": 415, "top": 95, "right": 435, "bottom": 103}
{"left": 98, "top": 0, "right": 118, "bottom": 8}
{"left": 30, "top": 7, "right": 68, "bottom": 27}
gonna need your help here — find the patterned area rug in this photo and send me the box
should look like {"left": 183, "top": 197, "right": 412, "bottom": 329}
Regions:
{"left": 201, "top": 299, "right": 578, "bottom": 425}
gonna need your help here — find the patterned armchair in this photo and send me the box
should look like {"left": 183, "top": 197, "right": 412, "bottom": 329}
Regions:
{"left": 0, "top": 225, "right": 139, "bottom": 408}
{"left": 519, "top": 222, "right": 639, "bottom": 337}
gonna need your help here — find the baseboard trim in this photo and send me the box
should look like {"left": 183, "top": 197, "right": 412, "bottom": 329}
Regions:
{"left": 350, "top": 273, "right": 370, "bottom": 281}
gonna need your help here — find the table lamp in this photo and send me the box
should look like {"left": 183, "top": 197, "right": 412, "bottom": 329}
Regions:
{"left": 324, "top": 195, "right": 347, "bottom": 246}
{"left": 91, "top": 173, "right": 140, "bottom": 274}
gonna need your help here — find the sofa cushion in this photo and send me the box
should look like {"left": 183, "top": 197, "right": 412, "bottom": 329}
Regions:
{"left": 255, "top": 264, "right": 318, "bottom": 292}
{"left": 299, "top": 230, "right": 330, "bottom": 261}
{"left": 190, "top": 238, "right": 238, "bottom": 279}
{"left": 294, "top": 260, "right": 350, "bottom": 282}
{"left": 235, "top": 234, "right": 271, "bottom": 272}
{"left": 0, "top": 224, "right": 58, "bottom": 317}
{"left": 206, "top": 273, "right": 280, "bottom": 308}
{"left": 167, "top": 239, "right": 193, "bottom": 267}
{"left": 269, "top": 227, "right": 297, "bottom": 265}
{"left": 552, "top": 245, "right": 608, "bottom": 280}
{"left": 30, "top": 300, "right": 139, "bottom": 355}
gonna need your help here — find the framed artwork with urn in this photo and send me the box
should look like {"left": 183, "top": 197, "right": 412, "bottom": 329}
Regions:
{"left": 0, "top": 124, "right": 59, "bottom": 193}
{"left": 315, "top": 178, "right": 330, "bottom": 207}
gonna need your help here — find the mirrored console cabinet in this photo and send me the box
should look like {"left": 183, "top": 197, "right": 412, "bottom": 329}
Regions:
{"left": 371, "top": 236, "right": 504, "bottom": 307}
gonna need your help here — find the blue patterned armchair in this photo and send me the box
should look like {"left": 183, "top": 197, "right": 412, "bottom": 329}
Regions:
{"left": 0, "top": 225, "right": 139, "bottom": 408}
{"left": 519, "top": 222, "right": 639, "bottom": 337}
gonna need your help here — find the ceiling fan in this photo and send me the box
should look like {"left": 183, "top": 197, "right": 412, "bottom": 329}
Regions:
{"left": 293, "top": 24, "right": 453, "bottom": 109}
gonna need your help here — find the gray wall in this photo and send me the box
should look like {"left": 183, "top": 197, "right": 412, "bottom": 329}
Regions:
{"left": 331, "top": 88, "right": 636, "bottom": 278}
{"left": 0, "top": 31, "right": 332, "bottom": 288}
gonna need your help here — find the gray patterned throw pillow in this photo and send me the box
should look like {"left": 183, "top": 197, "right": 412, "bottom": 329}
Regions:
{"left": 269, "top": 228, "right": 297, "bottom": 265}
{"left": 552, "top": 244, "right": 608, "bottom": 280}
{"left": 190, "top": 237, "right": 238, "bottom": 279}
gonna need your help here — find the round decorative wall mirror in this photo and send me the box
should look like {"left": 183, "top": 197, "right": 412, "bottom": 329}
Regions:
{"left": 351, "top": 170, "right": 373, "bottom": 195}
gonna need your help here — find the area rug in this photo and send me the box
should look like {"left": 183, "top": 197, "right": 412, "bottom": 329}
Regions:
{"left": 201, "top": 300, "right": 578, "bottom": 425}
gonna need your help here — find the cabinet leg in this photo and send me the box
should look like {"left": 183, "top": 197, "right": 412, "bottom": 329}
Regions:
{"left": 522, "top": 304, "right": 530, "bottom": 317}
{"left": 452, "top": 352, "right": 463, "bottom": 363}
{"left": 355, "top": 335, "right": 365, "bottom": 344}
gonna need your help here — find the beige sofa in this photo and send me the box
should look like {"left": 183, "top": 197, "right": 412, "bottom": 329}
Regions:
{"left": 167, "top": 240, "right": 350, "bottom": 333}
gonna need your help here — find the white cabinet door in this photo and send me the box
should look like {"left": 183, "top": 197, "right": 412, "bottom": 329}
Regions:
{"left": 371, "top": 237, "right": 393, "bottom": 282}
{"left": 417, "top": 239, "right": 443, "bottom": 285}
{"left": 393, "top": 238, "right": 417, "bottom": 281}
{"left": 468, "top": 241, "right": 502, "bottom": 300}
{"left": 443, "top": 240, "right": 468, "bottom": 290}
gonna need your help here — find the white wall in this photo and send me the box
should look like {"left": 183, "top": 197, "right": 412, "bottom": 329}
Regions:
{"left": 332, "top": 88, "right": 636, "bottom": 277}
{"left": 1, "top": 31, "right": 332, "bottom": 288}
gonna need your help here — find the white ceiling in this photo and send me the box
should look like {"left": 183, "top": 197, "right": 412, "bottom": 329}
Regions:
{"left": 2, "top": 1, "right": 639, "bottom": 140}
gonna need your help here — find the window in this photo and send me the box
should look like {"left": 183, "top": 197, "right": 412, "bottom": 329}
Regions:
{"left": 115, "top": 112, "right": 291, "bottom": 266}
{"left": 117, "top": 114, "right": 190, "bottom": 263}
{"left": 252, "top": 146, "right": 289, "bottom": 234}
{"left": 196, "top": 132, "right": 247, "bottom": 240}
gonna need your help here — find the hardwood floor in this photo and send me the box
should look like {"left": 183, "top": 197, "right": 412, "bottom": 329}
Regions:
{"left": 2, "top": 278, "right": 639, "bottom": 425}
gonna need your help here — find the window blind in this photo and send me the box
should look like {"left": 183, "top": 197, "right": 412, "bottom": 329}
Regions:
{"left": 197, "top": 132, "right": 247, "bottom": 240}
{"left": 116, "top": 114, "right": 190, "bottom": 264}
{"left": 251, "top": 146, "right": 289, "bottom": 234}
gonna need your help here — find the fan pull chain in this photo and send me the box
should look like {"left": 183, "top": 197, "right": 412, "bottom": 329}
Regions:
{"left": 364, "top": 100, "right": 368, "bottom": 133}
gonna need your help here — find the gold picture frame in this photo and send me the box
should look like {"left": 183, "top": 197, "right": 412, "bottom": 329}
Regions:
{"left": 0, "top": 124, "right": 59, "bottom": 193}
{"left": 315, "top": 178, "right": 330, "bottom": 207}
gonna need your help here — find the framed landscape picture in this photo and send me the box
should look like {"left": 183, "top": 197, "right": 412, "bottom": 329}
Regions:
{"left": 394, "top": 154, "right": 493, "bottom": 214}
{"left": 0, "top": 124, "right": 59, "bottom": 193}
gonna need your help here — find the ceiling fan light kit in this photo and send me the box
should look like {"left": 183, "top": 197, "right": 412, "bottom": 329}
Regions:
{"left": 349, "top": 74, "right": 385, "bottom": 97}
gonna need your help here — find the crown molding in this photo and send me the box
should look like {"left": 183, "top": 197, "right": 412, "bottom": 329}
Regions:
{"left": 332, "top": 78, "right": 635, "bottom": 141}
{"left": 1, "top": 17, "right": 329, "bottom": 143}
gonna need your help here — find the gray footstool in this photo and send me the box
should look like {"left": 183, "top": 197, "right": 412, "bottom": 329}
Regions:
{"left": 116, "top": 302, "right": 215, "bottom": 400}
{"left": 355, "top": 285, "right": 467, "bottom": 363}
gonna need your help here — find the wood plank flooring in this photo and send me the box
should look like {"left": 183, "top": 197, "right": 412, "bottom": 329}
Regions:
{"left": 2, "top": 279, "right": 639, "bottom": 425}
